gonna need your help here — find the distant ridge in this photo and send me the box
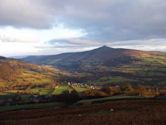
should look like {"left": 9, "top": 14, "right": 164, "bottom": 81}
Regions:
{"left": 22, "top": 45, "right": 152, "bottom": 71}
{"left": 0, "top": 56, "right": 6, "bottom": 60}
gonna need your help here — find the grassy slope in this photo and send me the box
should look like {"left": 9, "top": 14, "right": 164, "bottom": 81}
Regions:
{"left": 0, "top": 60, "right": 53, "bottom": 85}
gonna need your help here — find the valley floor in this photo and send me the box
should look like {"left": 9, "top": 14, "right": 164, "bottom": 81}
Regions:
{"left": 0, "top": 99, "right": 166, "bottom": 125}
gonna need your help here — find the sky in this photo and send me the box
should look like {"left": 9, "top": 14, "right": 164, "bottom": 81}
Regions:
{"left": 1, "top": 0, "right": 166, "bottom": 56}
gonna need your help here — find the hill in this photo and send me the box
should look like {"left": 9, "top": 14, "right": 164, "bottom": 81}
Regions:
{"left": 0, "top": 57, "right": 63, "bottom": 90}
{"left": 22, "top": 46, "right": 166, "bottom": 86}
{"left": 23, "top": 46, "right": 139, "bottom": 71}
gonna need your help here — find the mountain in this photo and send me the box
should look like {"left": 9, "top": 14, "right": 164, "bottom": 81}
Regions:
{"left": 0, "top": 56, "right": 63, "bottom": 90}
{"left": 22, "top": 46, "right": 166, "bottom": 86}
{"left": 22, "top": 46, "right": 142, "bottom": 70}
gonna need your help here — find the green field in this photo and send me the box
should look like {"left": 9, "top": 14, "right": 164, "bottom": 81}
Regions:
{"left": 0, "top": 84, "right": 90, "bottom": 106}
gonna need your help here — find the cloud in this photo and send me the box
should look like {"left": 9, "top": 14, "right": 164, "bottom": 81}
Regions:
{"left": 56, "top": 0, "right": 166, "bottom": 41}
{"left": 0, "top": 25, "right": 85, "bottom": 43}
{"left": 110, "top": 39, "right": 166, "bottom": 51}
{"left": 47, "top": 38, "right": 101, "bottom": 47}
{"left": 0, "top": 26, "right": 86, "bottom": 56}
{"left": 1, "top": 0, "right": 166, "bottom": 41}
{"left": 37, "top": 38, "right": 166, "bottom": 55}
{"left": 1, "top": 0, "right": 166, "bottom": 55}
{"left": 0, "top": 0, "right": 53, "bottom": 28}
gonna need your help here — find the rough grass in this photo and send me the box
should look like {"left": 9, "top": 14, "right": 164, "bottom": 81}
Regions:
{"left": 76, "top": 96, "right": 146, "bottom": 105}
{"left": 0, "top": 102, "right": 64, "bottom": 112}
{"left": 0, "top": 99, "right": 165, "bottom": 125}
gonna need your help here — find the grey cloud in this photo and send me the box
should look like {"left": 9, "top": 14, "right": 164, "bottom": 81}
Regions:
{"left": 35, "top": 38, "right": 102, "bottom": 52}
{"left": 0, "top": 0, "right": 54, "bottom": 28}
{"left": 47, "top": 39, "right": 77, "bottom": 47}
{"left": 46, "top": 38, "right": 102, "bottom": 47}
{"left": 46, "top": 0, "right": 166, "bottom": 41}
{"left": 42, "top": 38, "right": 166, "bottom": 52}
{"left": 1, "top": 0, "right": 166, "bottom": 41}
{"left": 36, "top": 38, "right": 100, "bottom": 55}
{"left": 109, "top": 39, "right": 166, "bottom": 51}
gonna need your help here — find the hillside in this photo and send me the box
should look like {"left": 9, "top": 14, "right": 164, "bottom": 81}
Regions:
{"left": 0, "top": 57, "right": 89, "bottom": 105}
{"left": 23, "top": 46, "right": 166, "bottom": 86}
{"left": 0, "top": 57, "right": 63, "bottom": 90}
